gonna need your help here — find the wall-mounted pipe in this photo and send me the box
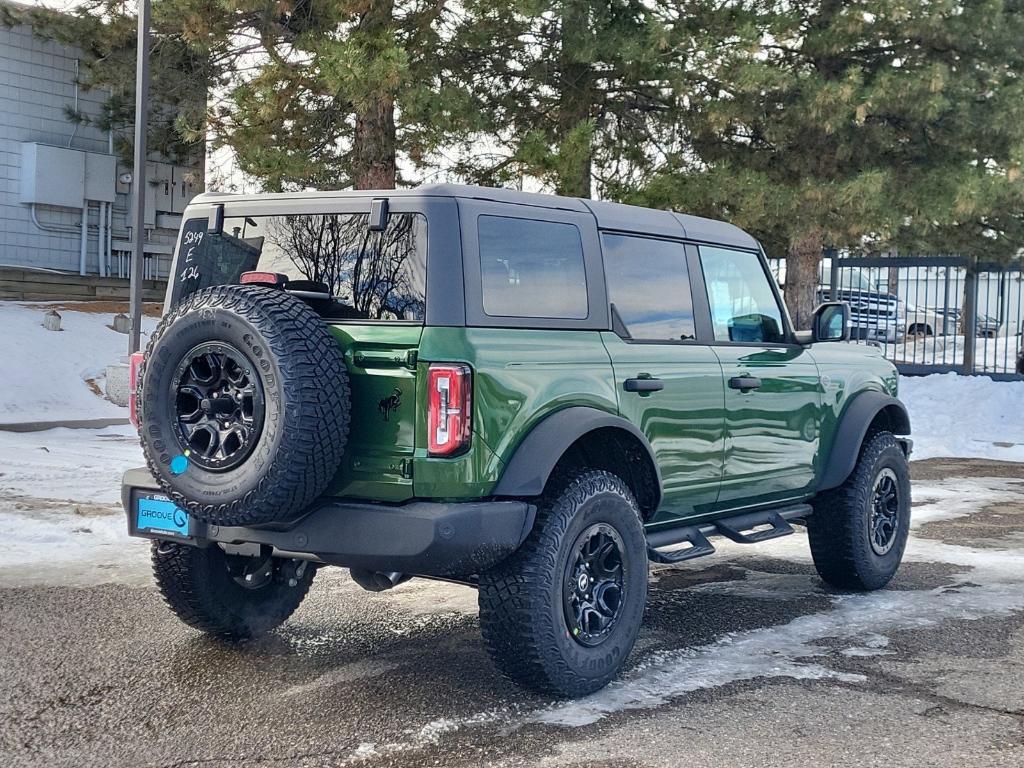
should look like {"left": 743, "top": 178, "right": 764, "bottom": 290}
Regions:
{"left": 67, "top": 60, "right": 80, "bottom": 149}
{"left": 106, "top": 202, "right": 113, "bottom": 277}
{"left": 97, "top": 202, "right": 107, "bottom": 277}
{"left": 79, "top": 202, "right": 89, "bottom": 276}
{"left": 30, "top": 203, "right": 131, "bottom": 239}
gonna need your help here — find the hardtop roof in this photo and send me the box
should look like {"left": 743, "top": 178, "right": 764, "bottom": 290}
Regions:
{"left": 191, "top": 183, "right": 759, "bottom": 250}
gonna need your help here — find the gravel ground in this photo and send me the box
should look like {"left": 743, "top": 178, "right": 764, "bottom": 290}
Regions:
{"left": 1, "top": 458, "right": 1022, "bottom": 768}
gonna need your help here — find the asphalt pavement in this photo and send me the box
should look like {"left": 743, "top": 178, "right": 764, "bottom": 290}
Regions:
{"left": 1, "top": 458, "right": 1021, "bottom": 767}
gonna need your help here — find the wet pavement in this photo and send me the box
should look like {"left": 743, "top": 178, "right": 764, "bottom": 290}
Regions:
{"left": 1, "top": 458, "right": 1022, "bottom": 767}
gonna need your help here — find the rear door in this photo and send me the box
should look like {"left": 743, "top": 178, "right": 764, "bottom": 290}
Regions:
{"left": 600, "top": 233, "right": 726, "bottom": 524}
{"left": 168, "top": 198, "right": 432, "bottom": 502}
{"left": 696, "top": 244, "right": 822, "bottom": 509}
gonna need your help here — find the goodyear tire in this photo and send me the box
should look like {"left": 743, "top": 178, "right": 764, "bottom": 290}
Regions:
{"left": 808, "top": 431, "right": 911, "bottom": 591}
{"left": 138, "top": 285, "right": 350, "bottom": 527}
{"left": 478, "top": 469, "right": 648, "bottom": 697}
{"left": 152, "top": 540, "right": 315, "bottom": 639}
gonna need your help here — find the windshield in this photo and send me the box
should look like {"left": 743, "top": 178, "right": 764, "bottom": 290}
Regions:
{"left": 170, "top": 212, "right": 427, "bottom": 321}
{"left": 819, "top": 264, "right": 880, "bottom": 293}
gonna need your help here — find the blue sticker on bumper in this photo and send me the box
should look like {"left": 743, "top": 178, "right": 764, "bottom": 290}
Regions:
{"left": 137, "top": 497, "right": 190, "bottom": 537}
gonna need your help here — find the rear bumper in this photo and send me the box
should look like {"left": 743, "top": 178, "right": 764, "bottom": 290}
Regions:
{"left": 122, "top": 468, "right": 536, "bottom": 578}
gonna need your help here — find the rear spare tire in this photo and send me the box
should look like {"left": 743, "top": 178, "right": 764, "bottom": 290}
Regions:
{"left": 138, "top": 284, "right": 350, "bottom": 527}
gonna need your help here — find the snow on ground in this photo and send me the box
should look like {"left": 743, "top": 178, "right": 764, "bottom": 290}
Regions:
{"left": 900, "top": 373, "right": 1024, "bottom": 462}
{"left": 0, "top": 302, "right": 157, "bottom": 423}
{"left": 0, "top": 424, "right": 143, "bottom": 504}
{"left": 888, "top": 332, "right": 1022, "bottom": 374}
{"left": 531, "top": 475, "right": 1024, "bottom": 727}
{"left": 0, "top": 425, "right": 151, "bottom": 586}
{"left": 316, "top": 474, "right": 1024, "bottom": 761}
{"left": 0, "top": 508, "right": 151, "bottom": 587}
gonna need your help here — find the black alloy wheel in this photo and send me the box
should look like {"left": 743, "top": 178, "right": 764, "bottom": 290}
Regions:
{"left": 171, "top": 342, "right": 264, "bottom": 471}
{"left": 563, "top": 523, "right": 626, "bottom": 647}
{"left": 869, "top": 468, "right": 900, "bottom": 556}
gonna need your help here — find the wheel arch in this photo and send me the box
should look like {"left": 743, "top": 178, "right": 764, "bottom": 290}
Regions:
{"left": 492, "top": 406, "right": 662, "bottom": 518}
{"left": 818, "top": 391, "right": 911, "bottom": 492}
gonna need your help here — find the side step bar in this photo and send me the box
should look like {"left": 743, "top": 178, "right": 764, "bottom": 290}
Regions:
{"left": 646, "top": 503, "right": 812, "bottom": 564}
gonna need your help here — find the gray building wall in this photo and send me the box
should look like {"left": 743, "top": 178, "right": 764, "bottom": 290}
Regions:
{"left": 0, "top": 8, "right": 197, "bottom": 278}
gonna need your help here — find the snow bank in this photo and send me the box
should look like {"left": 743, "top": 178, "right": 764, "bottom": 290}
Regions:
{"left": 0, "top": 424, "right": 151, "bottom": 586}
{"left": 0, "top": 424, "right": 143, "bottom": 504}
{"left": 899, "top": 373, "right": 1024, "bottom": 462}
{"left": 0, "top": 508, "right": 151, "bottom": 587}
{"left": 0, "top": 302, "right": 157, "bottom": 423}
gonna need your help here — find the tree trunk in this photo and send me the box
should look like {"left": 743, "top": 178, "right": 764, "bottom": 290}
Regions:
{"left": 352, "top": 96, "right": 396, "bottom": 189}
{"left": 961, "top": 258, "right": 978, "bottom": 373}
{"left": 786, "top": 230, "right": 824, "bottom": 331}
{"left": 351, "top": 0, "right": 397, "bottom": 190}
{"left": 555, "top": 0, "right": 594, "bottom": 199}
{"left": 886, "top": 253, "right": 900, "bottom": 298}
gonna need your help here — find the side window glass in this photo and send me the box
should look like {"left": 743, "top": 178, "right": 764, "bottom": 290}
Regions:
{"left": 700, "top": 246, "right": 787, "bottom": 343}
{"left": 478, "top": 215, "right": 588, "bottom": 319}
{"left": 602, "top": 234, "right": 696, "bottom": 341}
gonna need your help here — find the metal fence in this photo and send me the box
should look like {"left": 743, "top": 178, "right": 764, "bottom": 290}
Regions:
{"left": 768, "top": 254, "right": 1024, "bottom": 380}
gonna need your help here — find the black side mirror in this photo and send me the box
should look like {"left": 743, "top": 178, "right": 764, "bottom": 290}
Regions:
{"left": 812, "top": 301, "right": 850, "bottom": 342}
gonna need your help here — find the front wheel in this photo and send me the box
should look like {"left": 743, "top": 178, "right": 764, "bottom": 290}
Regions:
{"left": 808, "top": 432, "right": 911, "bottom": 591}
{"left": 478, "top": 470, "right": 648, "bottom": 697}
{"left": 152, "top": 541, "right": 316, "bottom": 639}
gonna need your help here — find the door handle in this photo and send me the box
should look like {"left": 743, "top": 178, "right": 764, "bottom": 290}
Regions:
{"left": 728, "top": 375, "right": 763, "bottom": 391}
{"left": 624, "top": 377, "right": 664, "bottom": 393}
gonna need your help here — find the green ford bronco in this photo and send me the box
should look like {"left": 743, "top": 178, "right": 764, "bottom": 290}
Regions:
{"left": 123, "top": 184, "right": 912, "bottom": 697}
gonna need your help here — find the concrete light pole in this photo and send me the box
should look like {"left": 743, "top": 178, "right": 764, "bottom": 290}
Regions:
{"left": 128, "top": 0, "right": 151, "bottom": 355}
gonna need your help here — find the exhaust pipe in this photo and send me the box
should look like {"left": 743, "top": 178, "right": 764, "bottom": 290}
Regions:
{"left": 350, "top": 568, "right": 412, "bottom": 592}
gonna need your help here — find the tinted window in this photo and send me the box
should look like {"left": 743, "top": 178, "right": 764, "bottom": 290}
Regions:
{"left": 478, "top": 216, "right": 588, "bottom": 319}
{"left": 700, "top": 246, "right": 787, "bottom": 343}
{"left": 602, "top": 234, "right": 696, "bottom": 341}
{"left": 171, "top": 213, "right": 427, "bottom": 321}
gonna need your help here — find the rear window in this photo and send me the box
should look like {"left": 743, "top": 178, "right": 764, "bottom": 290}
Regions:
{"left": 602, "top": 233, "right": 696, "bottom": 341}
{"left": 170, "top": 212, "right": 427, "bottom": 321}
{"left": 478, "top": 215, "right": 588, "bottom": 319}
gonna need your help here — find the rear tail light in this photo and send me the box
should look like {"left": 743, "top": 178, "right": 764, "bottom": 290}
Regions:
{"left": 128, "top": 351, "right": 145, "bottom": 427}
{"left": 427, "top": 363, "right": 472, "bottom": 456}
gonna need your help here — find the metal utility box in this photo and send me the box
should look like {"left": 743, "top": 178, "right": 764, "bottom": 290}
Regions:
{"left": 20, "top": 143, "right": 116, "bottom": 207}
{"left": 20, "top": 143, "right": 85, "bottom": 208}
{"left": 171, "top": 165, "right": 201, "bottom": 213}
{"left": 151, "top": 161, "right": 175, "bottom": 214}
{"left": 84, "top": 152, "right": 116, "bottom": 202}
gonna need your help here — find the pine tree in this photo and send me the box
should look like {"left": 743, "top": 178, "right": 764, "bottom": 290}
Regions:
{"left": 208, "top": 0, "right": 439, "bottom": 190}
{"left": 635, "top": 0, "right": 1024, "bottom": 329}
{"left": 444, "top": 0, "right": 684, "bottom": 199}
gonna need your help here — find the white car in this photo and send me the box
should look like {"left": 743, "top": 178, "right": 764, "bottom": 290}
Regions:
{"left": 906, "top": 305, "right": 1001, "bottom": 337}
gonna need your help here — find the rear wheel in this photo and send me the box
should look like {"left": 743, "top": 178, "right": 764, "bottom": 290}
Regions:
{"left": 478, "top": 470, "right": 648, "bottom": 697}
{"left": 152, "top": 541, "right": 315, "bottom": 639}
{"left": 808, "top": 432, "right": 911, "bottom": 591}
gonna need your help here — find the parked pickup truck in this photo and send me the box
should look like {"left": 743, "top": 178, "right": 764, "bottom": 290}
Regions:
{"left": 819, "top": 264, "right": 906, "bottom": 343}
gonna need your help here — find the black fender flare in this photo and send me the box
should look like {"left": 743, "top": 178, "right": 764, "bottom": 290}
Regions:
{"left": 492, "top": 406, "right": 662, "bottom": 509}
{"left": 818, "top": 391, "right": 911, "bottom": 491}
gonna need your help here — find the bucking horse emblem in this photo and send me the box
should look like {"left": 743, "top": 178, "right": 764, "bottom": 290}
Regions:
{"left": 378, "top": 388, "right": 402, "bottom": 421}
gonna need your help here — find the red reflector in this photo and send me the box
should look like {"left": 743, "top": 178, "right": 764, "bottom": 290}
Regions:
{"left": 427, "top": 364, "right": 472, "bottom": 456}
{"left": 128, "top": 351, "right": 145, "bottom": 428}
{"left": 240, "top": 271, "right": 287, "bottom": 287}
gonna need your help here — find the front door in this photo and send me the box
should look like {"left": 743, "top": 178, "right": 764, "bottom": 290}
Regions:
{"left": 696, "top": 245, "right": 822, "bottom": 509}
{"left": 600, "top": 233, "right": 726, "bottom": 524}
